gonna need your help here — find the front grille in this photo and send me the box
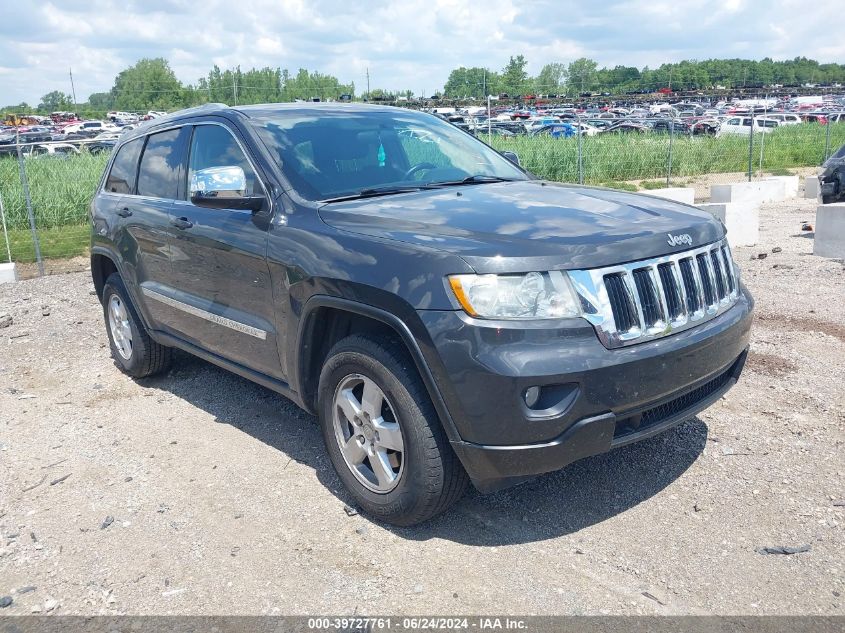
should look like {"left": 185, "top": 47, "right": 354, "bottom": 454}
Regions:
{"left": 569, "top": 239, "right": 740, "bottom": 349}
{"left": 614, "top": 364, "right": 735, "bottom": 439}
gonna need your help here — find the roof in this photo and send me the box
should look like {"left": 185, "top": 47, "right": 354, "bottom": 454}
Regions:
{"left": 234, "top": 102, "right": 405, "bottom": 118}
{"left": 118, "top": 102, "right": 407, "bottom": 143}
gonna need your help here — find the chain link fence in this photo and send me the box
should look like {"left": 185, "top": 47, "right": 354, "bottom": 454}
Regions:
{"left": 1, "top": 122, "right": 844, "bottom": 280}
{"left": 487, "top": 120, "right": 845, "bottom": 194}
{"left": 0, "top": 141, "right": 107, "bottom": 278}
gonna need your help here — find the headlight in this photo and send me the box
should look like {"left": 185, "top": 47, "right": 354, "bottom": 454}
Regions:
{"left": 448, "top": 271, "right": 582, "bottom": 319}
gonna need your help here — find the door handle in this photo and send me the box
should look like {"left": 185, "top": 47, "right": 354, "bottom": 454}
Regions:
{"left": 116, "top": 207, "right": 132, "bottom": 218}
{"left": 171, "top": 217, "right": 194, "bottom": 230}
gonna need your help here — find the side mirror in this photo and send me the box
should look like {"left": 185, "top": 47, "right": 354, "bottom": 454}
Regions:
{"left": 502, "top": 150, "right": 521, "bottom": 166}
{"left": 190, "top": 165, "right": 265, "bottom": 212}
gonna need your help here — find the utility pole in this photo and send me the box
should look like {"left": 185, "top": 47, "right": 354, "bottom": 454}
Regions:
{"left": 366, "top": 68, "right": 370, "bottom": 101}
{"left": 68, "top": 67, "right": 77, "bottom": 107}
{"left": 233, "top": 74, "right": 238, "bottom": 105}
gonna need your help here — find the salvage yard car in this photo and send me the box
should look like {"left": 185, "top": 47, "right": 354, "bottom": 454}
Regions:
{"left": 90, "top": 103, "right": 753, "bottom": 525}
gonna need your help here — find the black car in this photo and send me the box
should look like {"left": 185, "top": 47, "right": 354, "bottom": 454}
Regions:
{"left": 90, "top": 103, "right": 753, "bottom": 525}
{"left": 650, "top": 119, "right": 690, "bottom": 134}
{"left": 820, "top": 143, "right": 845, "bottom": 204}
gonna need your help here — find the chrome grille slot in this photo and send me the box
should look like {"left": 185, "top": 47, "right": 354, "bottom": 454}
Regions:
{"left": 710, "top": 249, "right": 727, "bottom": 299}
{"left": 604, "top": 273, "right": 638, "bottom": 333}
{"left": 568, "top": 239, "right": 741, "bottom": 349}
{"left": 678, "top": 258, "right": 701, "bottom": 314}
{"left": 632, "top": 268, "right": 663, "bottom": 328}
{"left": 720, "top": 246, "right": 735, "bottom": 294}
{"left": 657, "top": 262, "right": 684, "bottom": 321}
{"left": 696, "top": 253, "right": 717, "bottom": 306}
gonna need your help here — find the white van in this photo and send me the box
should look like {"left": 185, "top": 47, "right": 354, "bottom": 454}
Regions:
{"left": 763, "top": 113, "right": 801, "bottom": 126}
{"left": 718, "top": 116, "right": 779, "bottom": 136}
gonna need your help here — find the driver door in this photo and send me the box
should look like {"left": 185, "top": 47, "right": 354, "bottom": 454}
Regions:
{"left": 165, "top": 122, "right": 282, "bottom": 378}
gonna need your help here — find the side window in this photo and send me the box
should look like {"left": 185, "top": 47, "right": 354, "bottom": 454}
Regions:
{"left": 105, "top": 137, "right": 144, "bottom": 194}
{"left": 137, "top": 129, "right": 182, "bottom": 199}
{"left": 188, "top": 125, "right": 259, "bottom": 199}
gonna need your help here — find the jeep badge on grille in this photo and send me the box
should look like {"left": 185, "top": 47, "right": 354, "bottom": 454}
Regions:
{"left": 667, "top": 233, "right": 693, "bottom": 247}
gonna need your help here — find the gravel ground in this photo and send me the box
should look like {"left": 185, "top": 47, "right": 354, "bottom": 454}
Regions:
{"left": 0, "top": 197, "right": 842, "bottom": 616}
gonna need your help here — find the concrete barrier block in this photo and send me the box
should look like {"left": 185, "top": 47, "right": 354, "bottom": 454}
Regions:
{"left": 765, "top": 175, "right": 800, "bottom": 198}
{"left": 698, "top": 202, "right": 759, "bottom": 247}
{"left": 639, "top": 187, "right": 696, "bottom": 205}
{"left": 0, "top": 262, "right": 17, "bottom": 284}
{"left": 710, "top": 180, "right": 786, "bottom": 204}
{"left": 804, "top": 176, "right": 821, "bottom": 199}
{"left": 814, "top": 203, "right": 845, "bottom": 258}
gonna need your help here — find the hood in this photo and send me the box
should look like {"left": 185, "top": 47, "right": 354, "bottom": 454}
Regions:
{"left": 318, "top": 180, "right": 724, "bottom": 273}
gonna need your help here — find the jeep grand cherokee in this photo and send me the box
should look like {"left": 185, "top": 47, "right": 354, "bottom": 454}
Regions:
{"left": 90, "top": 103, "right": 753, "bottom": 525}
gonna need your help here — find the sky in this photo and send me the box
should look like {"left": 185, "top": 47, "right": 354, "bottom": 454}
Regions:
{"left": 1, "top": 0, "right": 843, "bottom": 105}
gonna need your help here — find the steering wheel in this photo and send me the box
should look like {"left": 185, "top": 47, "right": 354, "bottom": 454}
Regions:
{"left": 403, "top": 162, "right": 437, "bottom": 180}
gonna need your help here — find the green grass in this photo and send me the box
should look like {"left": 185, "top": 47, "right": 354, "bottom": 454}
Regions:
{"left": 598, "top": 181, "right": 639, "bottom": 192}
{"left": 639, "top": 180, "right": 666, "bottom": 190}
{"left": 489, "top": 122, "right": 845, "bottom": 184}
{"left": 6, "top": 225, "right": 90, "bottom": 262}
{"left": 0, "top": 153, "right": 109, "bottom": 230}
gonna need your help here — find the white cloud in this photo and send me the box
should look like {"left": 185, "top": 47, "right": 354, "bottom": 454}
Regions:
{"left": 0, "top": 0, "right": 841, "bottom": 105}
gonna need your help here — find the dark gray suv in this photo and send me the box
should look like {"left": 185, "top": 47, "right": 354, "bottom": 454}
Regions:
{"left": 90, "top": 103, "right": 753, "bottom": 525}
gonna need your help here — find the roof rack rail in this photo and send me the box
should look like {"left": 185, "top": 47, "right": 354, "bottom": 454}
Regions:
{"left": 165, "top": 103, "right": 230, "bottom": 117}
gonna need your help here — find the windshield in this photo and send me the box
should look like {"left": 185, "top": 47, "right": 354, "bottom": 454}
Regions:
{"left": 251, "top": 107, "right": 528, "bottom": 201}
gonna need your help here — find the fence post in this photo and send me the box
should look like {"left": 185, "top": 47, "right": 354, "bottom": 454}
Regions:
{"left": 487, "top": 95, "right": 492, "bottom": 145}
{"left": 666, "top": 119, "right": 674, "bottom": 186}
{"left": 0, "top": 192, "right": 11, "bottom": 264}
{"left": 577, "top": 121, "right": 584, "bottom": 185}
{"left": 15, "top": 142, "right": 45, "bottom": 276}
{"left": 824, "top": 119, "right": 831, "bottom": 161}
{"left": 747, "top": 122, "right": 754, "bottom": 183}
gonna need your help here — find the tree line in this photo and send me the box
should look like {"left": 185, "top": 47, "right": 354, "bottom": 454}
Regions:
{"left": 3, "top": 59, "right": 362, "bottom": 115}
{"left": 4, "top": 55, "right": 845, "bottom": 115}
{"left": 444, "top": 56, "right": 845, "bottom": 98}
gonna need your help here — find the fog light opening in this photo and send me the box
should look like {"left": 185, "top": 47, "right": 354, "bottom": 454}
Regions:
{"left": 521, "top": 383, "right": 581, "bottom": 418}
{"left": 523, "top": 386, "right": 541, "bottom": 409}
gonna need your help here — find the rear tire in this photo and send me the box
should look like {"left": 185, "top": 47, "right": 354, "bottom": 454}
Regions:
{"left": 317, "top": 334, "right": 468, "bottom": 526}
{"left": 102, "top": 273, "right": 172, "bottom": 378}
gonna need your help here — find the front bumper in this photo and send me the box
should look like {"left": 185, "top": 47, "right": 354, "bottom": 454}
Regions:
{"left": 417, "top": 287, "right": 753, "bottom": 491}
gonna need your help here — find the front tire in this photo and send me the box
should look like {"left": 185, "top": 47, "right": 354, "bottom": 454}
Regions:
{"left": 317, "top": 334, "right": 468, "bottom": 526}
{"left": 102, "top": 273, "right": 171, "bottom": 378}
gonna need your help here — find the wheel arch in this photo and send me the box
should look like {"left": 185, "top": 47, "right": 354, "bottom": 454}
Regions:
{"left": 90, "top": 248, "right": 121, "bottom": 302}
{"left": 295, "top": 296, "right": 461, "bottom": 442}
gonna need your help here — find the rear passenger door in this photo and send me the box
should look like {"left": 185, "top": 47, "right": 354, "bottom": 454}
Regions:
{"left": 104, "top": 134, "right": 172, "bottom": 328}
{"left": 164, "top": 122, "right": 281, "bottom": 378}
{"left": 119, "top": 126, "right": 191, "bottom": 328}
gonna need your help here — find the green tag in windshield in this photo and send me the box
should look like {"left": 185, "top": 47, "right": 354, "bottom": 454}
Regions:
{"left": 377, "top": 142, "right": 386, "bottom": 167}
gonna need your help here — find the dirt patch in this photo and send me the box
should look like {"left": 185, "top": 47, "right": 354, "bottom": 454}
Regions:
{"left": 746, "top": 351, "right": 798, "bottom": 377}
{"left": 15, "top": 255, "right": 90, "bottom": 280}
{"left": 756, "top": 312, "right": 845, "bottom": 343}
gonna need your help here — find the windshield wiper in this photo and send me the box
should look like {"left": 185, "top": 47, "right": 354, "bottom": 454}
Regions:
{"left": 429, "top": 175, "right": 519, "bottom": 187}
{"left": 320, "top": 185, "right": 430, "bottom": 203}
{"left": 320, "top": 177, "right": 518, "bottom": 203}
